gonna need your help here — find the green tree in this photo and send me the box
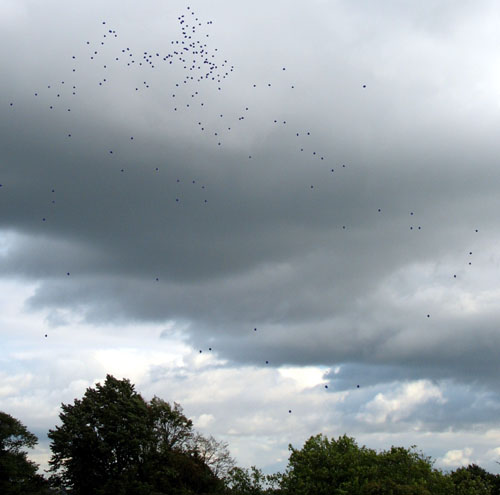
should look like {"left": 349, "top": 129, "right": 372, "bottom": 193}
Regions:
{"left": 280, "top": 434, "right": 377, "bottom": 495}
{"left": 224, "top": 466, "right": 268, "bottom": 495}
{"left": 149, "top": 397, "right": 194, "bottom": 453}
{"left": 142, "top": 397, "right": 226, "bottom": 494}
{"left": 48, "top": 374, "right": 224, "bottom": 494}
{"left": 0, "top": 411, "right": 51, "bottom": 494}
{"left": 449, "top": 465, "right": 496, "bottom": 495}
{"left": 364, "top": 445, "right": 452, "bottom": 495}
{"left": 48, "top": 374, "right": 150, "bottom": 494}
{"left": 280, "top": 434, "right": 452, "bottom": 495}
{"left": 462, "top": 464, "right": 500, "bottom": 495}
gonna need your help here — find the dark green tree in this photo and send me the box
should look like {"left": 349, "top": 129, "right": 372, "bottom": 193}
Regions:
{"left": 149, "top": 397, "right": 194, "bottom": 453}
{"left": 48, "top": 374, "right": 150, "bottom": 494}
{"left": 449, "top": 464, "right": 497, "bottom": 495}
{"left": 48, "top": 374, "right": 224, "bottom": 494}
{"left": 462, "top": 464, "right": 500, "bottom": 495}
{"left": 224, "top": 466, "right": 268, "bottom": 495}
{"left": 142, "top": 397, "right": 225, "bottom": 494}
{"left": 364, "top": 445, "right": 452, "bottom": 495}
{"left": 0, "top": 411, "right": 51, "bottom": 494}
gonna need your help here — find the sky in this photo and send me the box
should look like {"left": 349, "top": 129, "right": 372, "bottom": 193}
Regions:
{"left": 2, "top": 0, "right": 500, "bottom": 476}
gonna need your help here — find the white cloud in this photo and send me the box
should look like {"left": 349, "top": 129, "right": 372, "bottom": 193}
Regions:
{"left": 195, "top": 413, "right": 215, "bottom": 429}
{"left": 486, "top": 446, "right": 500, "bottom": 458}
{"left": 356, "top": 380, "right": 446, "bottom": 425}
{"left": 440, "top": 447, "right": 473, "bottom": 468}
{"left": 278, "top": 366, "right": 327, "bottom": 390}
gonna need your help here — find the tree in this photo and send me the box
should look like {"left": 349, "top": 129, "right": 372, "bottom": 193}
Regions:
{"left": 280, "top": 434, "right": 452, "bottom": 495}
{"left": 192, "top": 433, "right": 235, "bottom": 479}
{"left": 149, "top": 397, "right": 194, "bottom": 453}
{"left": 48, "top": 374, "right": 150, "bottom": 494}
{"left": 366, "top": 445, "right": 452, "bottom": 495}
{"left": 449, "top": 465, "right": 497, "bottom": 495}
{"left": 224, "top": 466, "right": 268, "bottom": 495}
{"left": 48, "top": 374, "right": 224, "bottom": 494}
{"left": 0, "top": 411, "right": 51, "bottom": 494}
{"left": 141, "top": 395, "right": 225, "bottom": 494}
{"left": 280, "top": 434, "right": 377, "bottom": 495}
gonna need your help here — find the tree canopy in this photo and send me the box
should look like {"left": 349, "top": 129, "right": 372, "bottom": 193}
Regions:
{"left": 279, "top": 434, "right": 453, "bottom": 495}
{"left": 0, "top": 411, "right": 50, "bottom": 495}
{"left": 47, "top": 374, "right": 228, "bottom": 494}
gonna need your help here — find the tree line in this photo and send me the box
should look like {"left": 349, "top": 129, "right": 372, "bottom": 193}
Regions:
{"left": 1, "top": 374, "right": 499, "bottom": 494}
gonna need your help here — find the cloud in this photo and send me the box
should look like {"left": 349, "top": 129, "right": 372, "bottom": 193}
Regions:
{"left": 3, "top": 0, "right": 500, "bottom": 478}
{"left": 356, "top": 380, "right": 446, "bottom": 425}
{"left": 440, "top": 447, "right": 474, "bottom": 468}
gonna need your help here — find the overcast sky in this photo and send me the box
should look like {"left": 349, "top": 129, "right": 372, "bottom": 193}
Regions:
{"left": 3, "top": 0, "right": 500, "bottom": 475}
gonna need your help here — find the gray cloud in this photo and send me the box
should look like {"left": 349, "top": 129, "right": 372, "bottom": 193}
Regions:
{"left": 3, "top": 0, "right": 500, "bottom": 474}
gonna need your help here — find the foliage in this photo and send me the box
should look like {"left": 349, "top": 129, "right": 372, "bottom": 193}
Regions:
{"left": 449, "top": 464, "right": 500, "bottom": 495}
{"left": 149, "top": 397, "right": 194, "bottom": 453}
{"left": 192, "top": 433, "right": 235, "bottom": 479}
{"left": 0, "top": 411, "right": 51, "bottom": 494}
{"left": 280, "top": 434, "right": 375, "bottom": 495}
{"left": 225, "top": 466, "right": 268, "bottom": 494}
{"left": 48, "top": 374, "right": 150, "bottom": 493}
{"left": 280, "top": 434, "right": 453, "bottom": 495}
{"left": 369, "top": 445, "right": 453, "bottom": 495}
{"left": 48, "top": 374, "right": 226, "bottom": 494}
